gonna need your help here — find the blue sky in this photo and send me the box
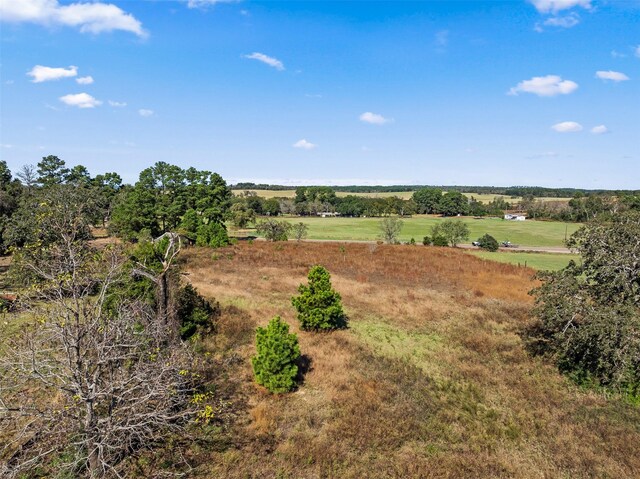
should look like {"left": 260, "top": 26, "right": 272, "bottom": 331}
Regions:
{"left": 0, "top": 0, "right": 638, "bottom": 188}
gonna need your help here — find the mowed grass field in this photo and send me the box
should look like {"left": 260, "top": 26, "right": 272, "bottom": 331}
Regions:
{"left": 233, "top": 189, "right": 571, "bottom": 204}
{"left": 245, "top": 216, "right": 581, "bottom": 247}
{"left": 179, "top": 242, "right": 640, "bottom": 478}
{"left": 469, "top": 250, "right": 580, "bottom": 271}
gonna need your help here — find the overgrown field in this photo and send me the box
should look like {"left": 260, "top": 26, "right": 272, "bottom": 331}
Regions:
{"left": 243, "top": 216, "right": 580, "bottom": 247}
{"left": 180, "top": 242, "right": 640, "bottom": 478}
{"left": 232, "top": 189, "right": 571, "bottom": 204}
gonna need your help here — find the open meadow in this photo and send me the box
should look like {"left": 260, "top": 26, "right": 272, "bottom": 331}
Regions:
{"left": 179, "top": 241, "right": 640, "bottom": 478}
{"left": 244, "top": 216, "right": 581, "bottom": 248}
{"left": 469, "top": 251, "right": 580, "bottom": 271}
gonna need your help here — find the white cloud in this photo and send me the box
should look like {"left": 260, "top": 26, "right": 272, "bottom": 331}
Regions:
{"left": 595, "top": 70, "right": 629, "bottom": 82}
{"left": 59, "top": 92, "right": 102, "bottom": 108}
{"left": 435, "top": 30, "right": 449, "bottom": 47}
{"left": 529, "top": 0, "right": 591, "bottom": 14}
{"left": 293, "top": 139, "right": 317, "bottom": 150}
{"left": 552, "top": 121, "right": 583, "bottom": 133}
{"left": 359, "top": 112, "right": 392, "bottom": 125}
{"left": 0, "top": 0, "right": 146, "bottom": 37}
{"left": 138, "top": 109, "right": 154, "bottom": 117}
{"left": 108, "top": 100, "right": 127, "bottom": 107}
{"left": 76, "top": 75, "right": 94, "bottom": 84}
{"left": 508, "top": 75, "right": 578, "bottom": 97}
{"left": 243, "top": 52, "right": 284, "bottom": 71}
{"left": 525, "top": 151, "right": 559, "bottom": 160}
{"left": 186, "top": 0, "right": 240, "bottom": 8}
{"left": 591, "top": 125, "right": 609, "bottom": 135}
{"left": 28, "top": 65, "right": 77, "bottom": 83}
{"left": 543, "top": 13, "right": 580, "bottom": 28}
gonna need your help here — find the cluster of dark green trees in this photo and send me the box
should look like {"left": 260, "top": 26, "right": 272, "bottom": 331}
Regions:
{"left": 252, "top": 266, "right": 346, "bottom": 393}
{"left": 109, "top": 161, "right": 232, "bottom": 245}
{"left": 412, "top": 187, "right": 511, "bottom": 217}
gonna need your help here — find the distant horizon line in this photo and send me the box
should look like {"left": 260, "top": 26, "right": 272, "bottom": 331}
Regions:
{"left": 228, "top": 180, "right": 639, "bottom": 193}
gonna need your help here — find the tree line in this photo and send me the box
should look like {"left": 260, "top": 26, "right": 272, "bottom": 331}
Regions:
{"left": 234, "top": 181, "right": 640, "bottom": 198}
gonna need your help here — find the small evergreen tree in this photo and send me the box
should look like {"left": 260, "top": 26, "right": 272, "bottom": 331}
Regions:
{"left": 252, "top": 316, "right": 300, "bottom": 393}
{"left": 291, "top": 266, "right": 347, "bottom": 330}
{"left": 422, "top": 235, "right": 432, "bottom": 246}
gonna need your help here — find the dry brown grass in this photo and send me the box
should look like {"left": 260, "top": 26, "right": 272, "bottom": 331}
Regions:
{"left": 177, "top": 242, "right": 640, "bottom": 479}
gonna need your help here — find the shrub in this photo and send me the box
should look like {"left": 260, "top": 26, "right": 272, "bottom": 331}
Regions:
{"left": 256, "top": 219, "right": 291, "bottom": 242}
{"left": 422, "top": 235, "right": 432, "bottom": 246}
{"left": 292, "top": 222, "right": 308, "bottom": 242}
{"left": 196, "top": 222, "right": 229, "bottom": 248}
{"left": 528, "top": 212, "right": 640, "bottom": 396}
{"left": 379, "top": 217, "right": 403, "bottom": 244}
{"left": 252, "top": 316, "right": 300, "bottom": 393}
{"left": 432, "top": 234, "right": 449, "bottom": 247}
{"left": 409, "top": 237, "right": 416, "bottom": 245}
{"left": 431, "top": 219, "right": 470, "bottom": 247}
{"left": 291, "top": 265, "right": 347, "bottom": 331}
{"left": 476, "top": 233, "right": 499, "bottom": 252}
{"left": 175, "top": 283, "right": 219, "bottom": 340}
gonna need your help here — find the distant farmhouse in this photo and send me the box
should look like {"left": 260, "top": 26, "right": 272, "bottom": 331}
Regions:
{"left": 504, "top": 213, "right": 526, "bottom": 221}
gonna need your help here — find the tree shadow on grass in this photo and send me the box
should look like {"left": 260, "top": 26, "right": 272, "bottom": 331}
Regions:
{"left": 296, "top": 354, "right": 313, "bottom": 387}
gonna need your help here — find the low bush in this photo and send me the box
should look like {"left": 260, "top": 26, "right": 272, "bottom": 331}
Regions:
{"left": 256, "top": 219, "right": 291, "bottom": 242}
{"left": 432, "top": 235, "right": 449, "bottom": 247}
{"left": 196, "top": 222, "right": 229, "bottom": 248}
{"left": 476, "top": 233, "right": 499, "bottom": 252}
{"left": 175, "top": 283, "right": 219, "bottom": 340}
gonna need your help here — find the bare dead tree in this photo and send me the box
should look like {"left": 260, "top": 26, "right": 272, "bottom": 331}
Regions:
{"left": 0, "top": 197, "right": 201, "bottom": 477}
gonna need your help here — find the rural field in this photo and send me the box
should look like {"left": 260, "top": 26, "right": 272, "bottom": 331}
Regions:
{"left": 179, "top": 242, "right": 640, "bottom": 478}
{"left": 232, "top": 189, "right": 571, "bottom": 204}
{"left": 469, "top": 250, "right": 579, "bottom": 271}
{"left": 244, "top": 216, "right": 581, "bottom": 248}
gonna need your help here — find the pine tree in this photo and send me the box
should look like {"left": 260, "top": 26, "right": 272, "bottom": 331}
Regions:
{"left": 252, "top": 316, "right": 300, "bottom": 393}
{"left": 291, "top": 265, "right": 347, "bottom": 331}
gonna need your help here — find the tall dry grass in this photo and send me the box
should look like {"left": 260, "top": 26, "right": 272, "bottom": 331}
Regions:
{"left": 176, "top": 242, "right": 640, "bottom": 479}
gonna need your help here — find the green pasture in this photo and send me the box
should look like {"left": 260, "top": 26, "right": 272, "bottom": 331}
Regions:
{"left": 233, "top": 189, "right": 571, "bottom": 204}
{"left": 246, "top": 216, "right": 581, "bottom": 247}
{"left": 469, "top": 251, "right": 579, "bottom": 271}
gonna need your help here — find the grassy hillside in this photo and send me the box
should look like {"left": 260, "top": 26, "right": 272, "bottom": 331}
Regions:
{"left": 243, "top": 216, "right": 581, "bottom": 247}
{"left": 179, "top": 242, "right": 640, "bottom": 478}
